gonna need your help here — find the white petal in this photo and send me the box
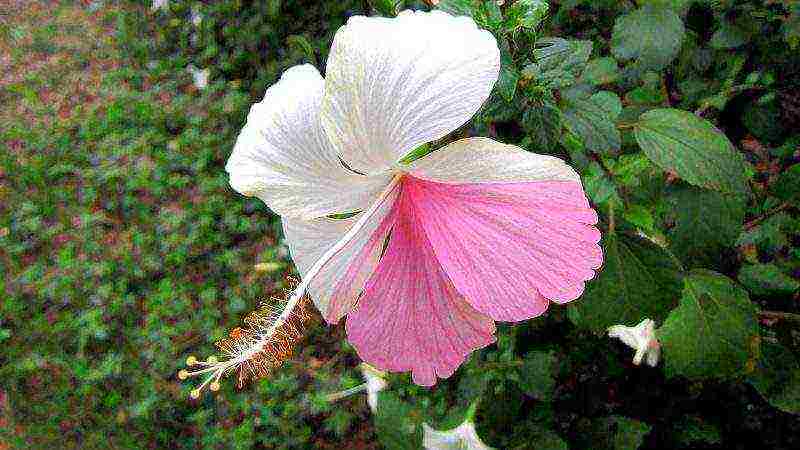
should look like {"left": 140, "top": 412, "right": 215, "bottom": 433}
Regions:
{"left": 608, "top": 325, "right": 641, "bottom": 350}
{"left": 282, "top": 182, "right": 400, "bottom": 322}
{"left": 360, "top": 363, "right": 388, "bottom": 413}
{"left": 608, "top": 318, "right": 660, "bottom": 367}
{"left": 408, "top": 137, "right": 581, "bottom": 184}
{"left": 646, "top": 343, "right": 661, "bottom": 367}
{"left": 422, "top": 422, "right": 494, "bottom": 450}
{"left": 226, "top": 64, "right": 392, "bottom": 219}
{"left": 321, "top": 11, "right": 500, "bottom": 175}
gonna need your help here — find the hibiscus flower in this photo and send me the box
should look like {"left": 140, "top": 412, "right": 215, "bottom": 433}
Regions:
{"left": 182, "top": 10, "right": 602, "bottom": 395}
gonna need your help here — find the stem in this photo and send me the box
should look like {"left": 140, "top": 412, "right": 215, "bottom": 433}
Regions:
{"left": 325, "top": 383, "right": 368, "bottom": 402}
{"left": 465, "top": 400, "right": 479, "bottom": 422}
{"left": 744, "top": 202, "right": 791, "bottom": 231}
{"left": 608, "top": 202, "right": 616, "bottom": 234}
{"left": 759, "top": 311, "right": 800, "bottom": 323}
{"left": 241, "top": 174, "right": 403, "bottom": 362}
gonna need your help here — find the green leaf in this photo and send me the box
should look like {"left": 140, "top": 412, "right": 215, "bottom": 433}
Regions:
{"left": 562, "top": 96, "right": 621, "bottom": 155}
{"left": 497, "top": 44, "right": 519, "bottom": 102}
{"left": 374, "top": 392, "right": 423, "bottom": 450}
{"left": 522, "top": 101, "right": 563, "bottom": 152}
{"left": 285, "top": 35, "right": 316, "bottom": 64}
{"left": 517, "top": 350, "right": 558, "bottom": 401}
{"left": 634, "top": 108, "right": 749, "bottom": 195}
{"left": 569, "top": 232, "right": 683, "bottom": 334}
{"left": 710, "top": 20, "right": 751, "bottom": 49}
{"left": 581, "top": 57, "right": 620, "bottom": 85}
{"left": 738, "top": 264, "right": 800, "bottom": 297}
{"left": 505, "top": 0, "right": 549, "bottom": 32}
{"left": 435, "top": 0, "right": 475, "bottom": 16}
{"left": 575, "top": 416, "right": 652, "bottom": 450}
{"left": 771, "top": 163, "right": 800, "bottom": 202}
{"left": 658, "top": 270, "right": 760, "bottom": 380}
{"left": 369, "top": 0, "right": 403, "bottom": 16}
{"left": 580, "top": 162, "right": 622, "bottom": 208}
{"left": 623, "top": 204, "right": 655, "bottom": 233}
{"left": 524, "top": 38, "right": 592, "bottom": 89}
{"left": 673, "top": 416, "right": 722, "bottom": 446}
{"left": 611, "top": 5, "right": 685, "bottom": 71}
{"left": 591, "top": 91, "right": 623, "bottom": 120}
{"left": 667, "top": 187, "right": 745, "bottom": 268}
{"left": 526, "top": 427, "right": 569, "bottom": 450}
{"left": 736, "top": 212, "right": 791, "bottom": 253}
{"left": 749, "top": 341, "right": 800, "bottom": 415}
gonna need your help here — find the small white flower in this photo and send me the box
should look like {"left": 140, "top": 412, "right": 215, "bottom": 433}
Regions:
{"left": 608, "top": 318, "right": 661, "bottom": 367}
{"left": 151, "top": 0, "right": 168, "bottom": 11}
{"left": 422, "top": 420, "right": 494, "bottom": 450}
{"left": 187, "top": 64, "right": 209, "bottom": 90}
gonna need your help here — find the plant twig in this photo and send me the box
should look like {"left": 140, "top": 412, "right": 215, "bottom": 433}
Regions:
{"left": 759, "top": 310, "right": 800, "bottom": 323}
{"left": 744, "top": 202, "right": 791, "bottom": 231}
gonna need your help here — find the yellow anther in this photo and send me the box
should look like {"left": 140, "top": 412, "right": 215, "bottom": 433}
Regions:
{"left": 210, "top": 382, "right": 221, "bottom": 392}
{"left": 178, "top": 369, "right": 189, "bottom": 380}
{"left": 186, "top": 356, "right": 198, "bottom": 366}
{"left": 190, "top": 389, "right": 201, "bottom": 399}
{"left": 207, "top": 356, "right": 218, "bottom": 364}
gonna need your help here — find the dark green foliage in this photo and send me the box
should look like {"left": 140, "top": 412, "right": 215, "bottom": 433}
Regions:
{"left": 659, "top": 271, "right": 760, "bottom": 380}
{"left": 2, "top": 0, "right": 800, "bottom": 449}
{"left": 569, "top": 232, "right": 683, "bottom": 334}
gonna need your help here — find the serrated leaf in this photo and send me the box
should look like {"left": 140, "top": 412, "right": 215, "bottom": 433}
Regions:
{"left": 591, "top": 91, "right": 623, "bottom": 120}
{"left": 658, "top": 270, "right": 760, "bottom": 380}
{"left": 374, "top": 393, "right": 423, "bottom": 450}
{"left": 518, "top": 350, "right": 558, "bottom": 401}
{"left": 738, "top": 263, "right": 800, "bottom": 297}
{"left": 435, "top": 0, "right": 475, "bottom": 16}
{"left": 611, "top": 5, "right": 685, "bottom": 71}
{"left": 771, "top": 163, "right": 800, "bottom": 201}
{"left": 504, "top": 0, "right": 549, "bottom": 32}
{"left": 562, "top": 97, "right": 621, "bottom": 155}
{"left": 634, "top": 108, "right": 749, "bottom": 195}
{"left": 581, "top": 162, "right": 622, "bottom": 208}
{"left": 497, "top": 42, "right": 519, "bottom": 102}
{"left": 498, "top": 65, "right": 520, "bottom": 103}
{"left": 575, "top": 416, "right": 651, "bottom": 450}
{"left": 569, "top": 232, "right": 682, "bottom": 334}
{"left": 736, "top": 213, "right": 791, "bottom": 253}
{"left": 581, "top": 57, "right": 620, "bottom": 85}
{"left": 749, "top": 341, "right": 800, "bottom": 415}
{"left": 522, "top": 102, "right": 562, "bottom": 152}
{"left": 710, "top": 20, "right": 751, "bottom": 49}
{"left": 524, "top": 38, "right": 592, "bottom": 89}
{"left": 667, "top": 186, "right": 745, "bottom": 268}
{"left": 673, "top": 416, "right": 722, "bottom": 446}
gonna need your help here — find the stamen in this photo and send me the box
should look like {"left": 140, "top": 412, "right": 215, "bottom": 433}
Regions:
{"left": 179, "top": 175, "right": 403, "bottom": 399}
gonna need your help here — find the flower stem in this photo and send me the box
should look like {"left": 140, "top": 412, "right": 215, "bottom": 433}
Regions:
{"left": 759, "top": 310, "right": 800, "bottom": 324}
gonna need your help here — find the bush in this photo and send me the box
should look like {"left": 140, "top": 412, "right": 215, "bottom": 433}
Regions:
{"left": 1, "top": 0, "right": 799, "bottom": 448}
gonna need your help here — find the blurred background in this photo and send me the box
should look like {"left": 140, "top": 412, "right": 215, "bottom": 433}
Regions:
{"left": 1, "top": 0, "right": 799, "bottom": 449}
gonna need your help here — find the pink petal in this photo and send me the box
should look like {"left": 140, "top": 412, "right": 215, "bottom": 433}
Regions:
{"left": 406, "top": 176, "right": 602, "bottom": 322}
{"left": 346, "top": 186, "right": 496, "bottom": 386}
